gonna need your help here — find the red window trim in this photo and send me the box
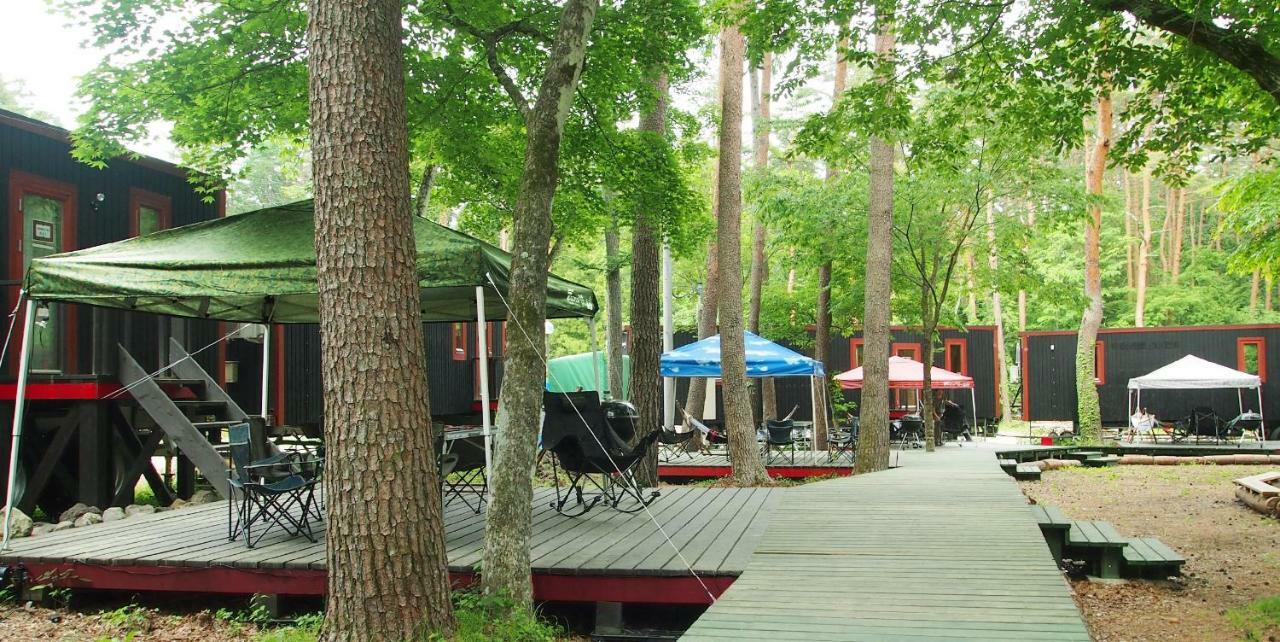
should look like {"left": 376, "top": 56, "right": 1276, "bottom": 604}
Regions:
{"left": 943, "top": 338, "right": 968, "bottom": 375}
{"left": 484, "top": 323, "right": 495, "bottom": 357}
{"left": 1094, "top": 341, "right": 1106, "bottom": 385}
{"left": 891, "top": 342, "right": 921, "bottom": 360}
{"left": 1237, "top": 336, "right": 1267, "bottom": 383}
{"left": 128, "top": 187, "right": 172, "bottom": 236}
{"left": 452, "top": 323, "right": 468, "bottom": 361}
{"left": 501, "top": 322, "right": 508, "bottom": 352}
{"left": 8, "top": 170, "right": 79, "bottom": 375}
{"left": 849, "top": 339, "right": 864, "bottom": 367}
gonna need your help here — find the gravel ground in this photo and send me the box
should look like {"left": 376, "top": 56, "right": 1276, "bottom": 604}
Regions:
{"left": 1020, "top": 464, "right": 1280, "bottom": 642}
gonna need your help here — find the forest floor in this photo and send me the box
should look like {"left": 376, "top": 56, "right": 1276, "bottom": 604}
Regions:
{"left": 1020, "top": 464, "right": 1280, "bottom": 642}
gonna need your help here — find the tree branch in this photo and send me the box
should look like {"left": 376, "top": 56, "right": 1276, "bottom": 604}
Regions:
{"left": 440, "top": 1, "right": 542, "bottom": 118}
{"left": 1088, "top": 0, "right": 1280, "bottom": 103}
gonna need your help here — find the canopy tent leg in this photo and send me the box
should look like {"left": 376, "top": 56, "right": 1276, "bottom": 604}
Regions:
{"left": 475, "top": 287, "right": 493, "bottom": 487}
{"left": 971, "top": 388, "right": 978, "bottom": 439}
{"left": 809, "top": 376, "right": 818, "bottom": 452}
{"left": 588, "top": 318, "right": 602, "bottom": 399}
{"left": 261, "top": 323, "right": 271, "bottom": 418}
{"left": 662, "top": 244, "right": 675, "bottom": 430}
{"left": 1257, "top": 387, "right": 1266, "bottom": 441}
{"left": 3, "top": 298, "right": 35, "bottom": 550}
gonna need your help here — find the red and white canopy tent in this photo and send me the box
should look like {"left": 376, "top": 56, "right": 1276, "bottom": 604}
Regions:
{"left": 835, "top": 356, "right": 978, "bottom": 429}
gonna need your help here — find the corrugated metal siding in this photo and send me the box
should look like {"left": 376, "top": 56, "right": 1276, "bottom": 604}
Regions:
{"left": 0, "top": 117, "right": 220, "bottom": 380}
{"left": 1022, "top": 327, "right": 1280, "bottom": 425}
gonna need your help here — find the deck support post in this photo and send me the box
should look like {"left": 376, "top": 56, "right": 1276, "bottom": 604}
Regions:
{"left": 593, "top": 601, "right": 625, "bottom": 636}
{"left": 475, "top": 286, "right": 493, "bottom": 485}
{"left": 3, "top": 297, "right": 36, "bottom": 549}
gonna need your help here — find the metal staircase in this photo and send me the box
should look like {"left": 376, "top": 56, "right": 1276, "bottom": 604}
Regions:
{"left": 117, "top": 339, "right": 250, "bottom": 500}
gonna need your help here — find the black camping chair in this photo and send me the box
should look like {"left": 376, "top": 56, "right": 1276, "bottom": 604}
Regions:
{"left": 1175, "top": 406, "right": 1222, "bottom": 443}
{"left": 764, "top": 419, "right": 796, "bottom": 465}
{"left": 226, "top": 423, "right": 319, "bottom": 548}
{"left": 442, "top": 434, "right": 487, "bottom": 513}
{"left": 939, "top": 400, "right": 972, "bottom": 442}
{"left": 659, "top": 423, "right": 698, "bottom": 462}
{"left": 542, "top": 392, "right": 661, "bottom": 517}
{"left": 894, "top": 414, "right": 924, "bottom": 449}
{"left": 1224, "top": 411, "right": 1263, "bottom": 442}
{"left": 827, "top": 416, "right": 858, "bottom": 463}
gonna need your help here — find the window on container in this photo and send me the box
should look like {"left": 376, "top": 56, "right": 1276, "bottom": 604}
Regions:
{"left": 1094, "top": 341, "right": 1105, "bottom": 385}
{"left": 1238, "top": 337, "right": 1266, "bottom": 382}
{"left": 452, "top": 323, "right": 467, "bottom": 361}
{"left": 892, "top": 343, "right": 921, "bottom": 410}
{"left": 944, "top": 339, "right": 968, "bottom": 375}
{"left": 849, "top": 339, "right": 864, "bottom": 367}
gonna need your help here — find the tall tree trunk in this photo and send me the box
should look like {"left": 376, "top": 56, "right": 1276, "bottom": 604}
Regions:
{"left": 604, "top": 215, "right": 625, "bottom": 399}
{"left": 684, "top": 183, "right": 719, "bottom": 431}
{"left": 1018, "top": 206, "right": 1034, "bottom": 332}
{"left": 1170, "top": 186, "right": 1185, "bottom": 284}
{"left": 1123, "top": 172, "right": 1134, "bottom": 289}
{"left": 749, "top": 52, "right": 778, "bottom": 423}
{"left": 965, "top": 252, "right": 978, "bottom": 321}
{"left": 988, "top": 202, "right": 1009, "bottom": 421}
{"left": 307, "top": 0, "right": 454, "bottom": 638}
{"left": 628, "top": 72, "right": 668, "bottom": 489}
{"left": 415, "top": 164, "right": 437, "bottom": 220}
{"left": 1159, "top": 185, "right": 1174, "bottom": 277}
{"left": 1075, "top": 89, "right": 1111, "bottom": 443}
{"left": 481, "top": 0, "right": 598, "bottom": 607}
{"left": 1267, "top": 276, "right": 1274, "bottom": 312}
{"left": 921, "top": 282, "right": 937, "bottom": 452}
{"left": 854, "top": 7, "right": 895, "bottom": 475}
{"left": 812, "top": 40, "right": 847, "bottom": 450}
{"left": 1251, "top": 270, "right": 1261, "bottom": 311}
{"left": 716, "top": 24, "right": 770, "bottom": 486}
{"left": 1135, "top": 168, "right": 1152, "bottom": 327}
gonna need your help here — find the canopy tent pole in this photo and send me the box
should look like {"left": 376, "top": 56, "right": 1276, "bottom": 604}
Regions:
{"left": 3, "top": 298, "right": 35, "bottom": 550}
{"left": 475, "top": 287, "right": 493, "bottom": 483}
{"left": 588, "top": 318, "right": 602, "bottom": 398}
{"left": 1238, "top": 388, "right": 1244, "bottom": 416}
{"left": 809, "top": 376, "right": 818, "bottom": 452}
{"left": 260, "top": 324, "right": 271, "bottom": 417}
{"left": 971, "top": 388, "right": 978, "bottom": 437}
{"left": 662, "top": 244, "right": 675, "bottom": 430}
{"left": 1257, "top": 387, "right": 1266, "bottom": 441}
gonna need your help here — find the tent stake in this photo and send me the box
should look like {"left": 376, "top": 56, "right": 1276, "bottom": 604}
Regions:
{"left": 3, "top": 297, "right": 35, "bottom": 550}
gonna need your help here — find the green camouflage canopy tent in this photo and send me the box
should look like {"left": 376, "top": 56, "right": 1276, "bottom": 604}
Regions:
{"left": 547, "top": 352, "right": 630, "bottom": 398}
{"left": 3, "top": 200, "right": 598, "bottom": 544}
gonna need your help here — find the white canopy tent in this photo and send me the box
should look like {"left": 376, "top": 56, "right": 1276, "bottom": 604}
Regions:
{"left": 1126, "top": 355, "right": 1264, "bottom": 428}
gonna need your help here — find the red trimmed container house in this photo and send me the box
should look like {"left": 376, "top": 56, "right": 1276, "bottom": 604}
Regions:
{"left": 1019, "top": 325, "right": 1278, "bottom": 429}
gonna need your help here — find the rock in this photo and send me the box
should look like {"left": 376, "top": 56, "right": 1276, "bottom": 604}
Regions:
{"left": 168, "top": 499, "right": 188, "bottom": 510}
{"left": 58, "top": 502, "right": 100, "bottom": 523}
{"left": 73, "top": 512, "right": 102, "bottom": 528}
{"left": 125, "top": 504, "right": 156, "bottom": 517}
{"left": 49, "top": 521, "right": 73, "bottom": 532}
{"left": 187, "top": 490, "right": 218, "bottom": 505}
{"left": 6, "top": 508, "right": 32, "bottom": 538}
{"left": 101, "top": 507, "right": 125, "bottom": 523}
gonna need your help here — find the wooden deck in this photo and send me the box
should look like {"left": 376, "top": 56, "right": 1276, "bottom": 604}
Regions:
{"left": 681, "top": 446, "right": 1090, "bottom": 641}
{"left": 1, "top": 485, "right": 779, "bottom": 605}
{"left": 659, "top": 451, "right": 853, "bottom": 480}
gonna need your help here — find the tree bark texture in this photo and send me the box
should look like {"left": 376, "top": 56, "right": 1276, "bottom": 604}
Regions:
{"left": 481, "top": 0, "right": 598, "bottom": 607}
{"left": 1075, "top": 90, "right": 1112, "bottom": 443}
{"left": 1123, "top": 172, "right": 1134, "bottom": 289}
{"left": 1135, "top": 169, "right": 1152, "bottom": 327}
{"left": 306, "top": 0, "right": 454, "bottom": 638}
{"left": 921, "top": 283, "right": 937, "bottom": 452}
{"left": 716, "top": 24, "right": 770, "bottom": 486}
{"left": 1251, "top": 270, "right": 1260, "bottom": 311}
{"left": 1170, "top": 187, "right": 1184, "bottom": 284}
{"left": 749, "top": 52, "right": 777, "bottom": 423}
{"left": 628, "top": 72, "right": 668, "bottom": 489}
{"left": 987, "top": 203, "right": 1008, "bottom": 420}
{"left": 415, "top": 164, "right": 437, "bottom": 221}
{"left": 854, "top": 10, "right": 896, "bottom": 475}
{"left": 604, "top": 215, "right": 625, "bottom": 399}
{"left": 812, "top": 39, "right": 847, "bottom": 449}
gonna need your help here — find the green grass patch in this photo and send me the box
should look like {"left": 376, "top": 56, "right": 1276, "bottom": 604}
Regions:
{"left": 1226, "top": 594, "right": 1280, "bottom": 641}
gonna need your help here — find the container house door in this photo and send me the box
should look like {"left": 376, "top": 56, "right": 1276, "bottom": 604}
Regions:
{"left": 10, "top": 171, "right": 77, "bottom": 375}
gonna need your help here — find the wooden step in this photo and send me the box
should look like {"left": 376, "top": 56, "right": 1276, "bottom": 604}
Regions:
{"left": 1083, "top": 455, "right": 1120, "bottom": 468}
{"left": 153, "top": 377, "right": 207, "bottom": 388}
{"left": 1013, "top": 463, "right": 1041, "bottom": 481}
{"left": 998, "top": 458, "right": 1018, "bottom": 474}
{"left": 1122, "top": 536, "right": 1185, "bottom": 578}
{"left": 192, "top": 420, "right": 243, "bottom": 430}
{"left": 1065, "top": 450, "right": 1103, "bottom": 462}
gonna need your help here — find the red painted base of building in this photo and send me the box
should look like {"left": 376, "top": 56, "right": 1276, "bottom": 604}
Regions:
{"left": 657, "top": 464, "right": 851, "bottom": 480}
{"left": 18, "top": 562, "right": 733, "bottom": 605}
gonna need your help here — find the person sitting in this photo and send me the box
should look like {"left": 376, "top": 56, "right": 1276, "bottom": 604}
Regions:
{"left": 1128, "top": 407, "right": 1156, "bottom": 442}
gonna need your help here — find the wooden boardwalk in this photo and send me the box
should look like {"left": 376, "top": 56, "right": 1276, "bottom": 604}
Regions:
{"left": 1, "top": 485, "right": 778, "bottom": 604}
{"left": 660, "top": 451, "right": 853, "bottom": 480}
{"left": 681, "top": 447, "right": 1090, "bottom": 641}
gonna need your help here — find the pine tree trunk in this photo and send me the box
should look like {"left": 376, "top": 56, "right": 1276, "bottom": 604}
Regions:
{"left": 604, "top": 215, "right": 625, "bottom": 399}
{"left": 1123, "top": 172, "right": 1134, "bottom": 289}
{"left": 1159, "top": 185, "right": 1174, "bottom": 277}
{"left": 415, "top": 164, "right": 437, "bottom": 220}
{"left": 1251, "top": 270, "right": 1261, "bottom": 311}
{"left": 965, "top": 252, "right": 978, "bottom": 321}
{"left": 921, "top": 283, "right": 937, "bottom": 452}
{"left": 307, "top": 0, "right": 454, "bottom": 637}
{"left": 1135, "top": 169, "right": 1152, "bottom": 327}
{"left": 684, "top": 185, "right": 718, "bottom": 430}
{"left": 749, "top": 52, "right": 777, "bottom": 423}
{"left": 480, "top": 0, "right": 598, "bottom": 607}
{"left": 987, "top": 202, "right": 1009, "bottom": 420}
{"left": 1267, "top": 276, "right": 1274, "bottom": 312}
{"left": 853, "top": 8, "right": 895, "bottom": 475}
{"left": 1171, "top": 186, "right": 1184, "bottom": 284}
{"left": 716, "top": 24, "right": 770, "bottom": 486}
{"left": 1075, "top": 90, "right": 1111, "bottom": 443}
{"left": 628, "top": 72, "right": 668, "bottom": 489}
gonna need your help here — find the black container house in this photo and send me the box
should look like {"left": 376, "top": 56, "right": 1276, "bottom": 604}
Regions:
{"left": 1019, "top": 325, "right": 1279, "bottom": 427}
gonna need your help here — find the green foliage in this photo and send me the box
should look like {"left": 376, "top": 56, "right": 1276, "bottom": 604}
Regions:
{"left": 255, "top": 613, "right": 323, "bottom": 642}
{"left": 99, "top": 603, "right": 153, "bottom": 631}
{"left": 1216, "top": 165, "right": 1280, "bottom": 277}
{"left": 1226, "top": 594, "right": 1280, "bottom": 642}
{"left": 446, "top": 590, "right": 562, "bottom": 642}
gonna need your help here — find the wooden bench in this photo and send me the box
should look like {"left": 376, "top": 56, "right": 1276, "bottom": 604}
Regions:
{"left": 1234, "top": 471, "right": 1280, "bottom": 516}
{"left": 1122, "top": 536, "right": 1186, "bottom": 578}
{"left": 1013, "top": 463, "right": 1041, "bottom": 481}
{"left": 1067, "top": 520, "right": 1128, "bottom": 579}
{"left": 1030, "top": 504, "right": 1072, "bottom": 562}
{"left": 1083, "top": 455, "right": 1120, "bottom": 468}
{"left": 1065, "top": 450, "right": 1103, "bottom": 462}
{"left": 999, "top": 458, "right": 1019, "bottom": 474}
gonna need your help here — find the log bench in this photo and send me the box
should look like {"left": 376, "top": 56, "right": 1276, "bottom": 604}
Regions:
{"left": 1030, "top": 504, "right": 1072, "bottom": 562}
{"left": 1122, "top": 536, "right": 1186, "bottom": 578}
{"left": 1067, "top": 520, "right": 1128, "bottom": 579}
{"left": 1234, "top": 471, "right": 1280, "bottom": 516}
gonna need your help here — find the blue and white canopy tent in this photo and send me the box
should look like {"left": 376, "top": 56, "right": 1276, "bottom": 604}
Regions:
{"left": 661, "top": 332, "right": 826, "bottom": 446}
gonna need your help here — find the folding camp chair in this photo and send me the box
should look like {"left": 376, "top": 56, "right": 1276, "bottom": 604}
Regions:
{"left": 226, "top": 423, "right": 319, "bottom": 548}
{"left": 939, "top": 401, "right": 972, "bottom": 443}
{"left": 827, "top": 417, "right": 858, "bottom": 463}
{"left": 442, "top": 434, "right": 487, "bottom": 513}
{"left": 764, "top": 419, "right": 796, "bottom": 465}
{"left": 542, "top": 391, "right": 661, "bottom": 516}
{"left": 1175, "top": 406, "right": 1222, "bottom": 443}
